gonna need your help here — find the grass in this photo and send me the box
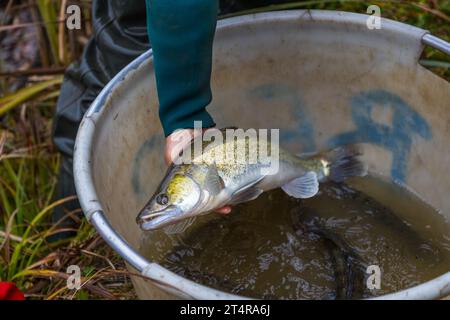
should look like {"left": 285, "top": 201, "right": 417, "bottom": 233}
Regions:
{"left": 0, "top": 0, "right": 449, "bottom": 300}
{"left": 0, "top": 0, "right": 136, "bottom": 299}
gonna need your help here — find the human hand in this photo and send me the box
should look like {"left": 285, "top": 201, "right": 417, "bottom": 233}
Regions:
{"left": 164, "top": 128, "right": 232, "bottom": 215}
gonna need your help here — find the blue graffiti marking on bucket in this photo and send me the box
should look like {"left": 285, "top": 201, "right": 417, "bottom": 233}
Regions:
{"left": 250, "top": 83, "right": 316, "bottom": 152}
{"left": 328, "top": 90, "right": 432, "bottom": 182}
{"left": 131, "top": 136, "right": 163, "bottom": 199}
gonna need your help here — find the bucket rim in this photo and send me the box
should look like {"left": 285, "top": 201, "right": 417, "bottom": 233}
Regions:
{"left": 73, "top": 9, "right": 450, "bottom": 300}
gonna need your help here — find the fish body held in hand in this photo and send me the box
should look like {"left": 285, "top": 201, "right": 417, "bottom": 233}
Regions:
{"left": 137, "top": 128, "right": 367, "bottom": 234}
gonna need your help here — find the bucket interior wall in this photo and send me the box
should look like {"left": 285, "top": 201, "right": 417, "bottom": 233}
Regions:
{"left": 87, "top": 11, "right": 450, "bottom": 299}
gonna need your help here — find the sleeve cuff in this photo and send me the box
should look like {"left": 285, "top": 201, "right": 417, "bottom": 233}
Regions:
{"left": 161, "top": 108, "right": 216, "bottom": 137}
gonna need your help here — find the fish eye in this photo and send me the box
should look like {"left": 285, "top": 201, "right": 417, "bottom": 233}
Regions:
{"left": 156, "top": 193, "right": 169, "bottom": 206}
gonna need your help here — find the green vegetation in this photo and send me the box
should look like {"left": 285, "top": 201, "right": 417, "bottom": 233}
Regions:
{"left": 0, "top": 0, "right": 135, "bottom": 299}
{"left": 0, "top": 0, "right": 449, "bottom": 299}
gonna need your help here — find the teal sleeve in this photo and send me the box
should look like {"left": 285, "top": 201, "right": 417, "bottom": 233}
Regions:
{"left": 146, "top": 0, "right": 218, "bottom": 137}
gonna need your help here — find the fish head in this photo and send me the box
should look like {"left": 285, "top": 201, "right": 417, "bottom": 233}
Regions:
{"left": 136, "top": 168, "right": 203, "bottom": 231}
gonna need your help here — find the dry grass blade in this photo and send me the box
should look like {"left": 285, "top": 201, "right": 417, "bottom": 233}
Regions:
{"left": 80, "top": 249, "right": 117, "bottom": 270}
{"left": 0, "top": 67, "right": 66, "bottom": 77}
{"left": 0, "top": 77, "right": 62, "bottom": 116}
{"left": 36, "top": 0, "right": 60, "bottom": 65}
{"left": 0, "top": 131, "right": 7, "bottom": 156}
{"left": 0, "top": 19, "right": 65, "bottom": 32}
{"left": 19, "top": 269, "right": 117, "bottom": 300}
{"left": 24, "top": 251, "right": 59, "bottom": 270}
{"left": 0, "top": 209, "right": 19, "bottom": 254}
{"left": 58, "top": 0, "right": 68, "bottom": 64}
{"left": 413, "top": 3, "right": 450, "bottom": 23}
{"left": 0, "top": 231, "right": 22, "bottom": 243}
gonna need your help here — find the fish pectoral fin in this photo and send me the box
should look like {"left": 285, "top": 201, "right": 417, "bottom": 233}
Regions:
{"left": 281, "top": 171, "right": 319, "bottom": 199}
{"left": 229, "top": 177, "right": 264, "bottom": 205}
{"left": 229, "top": 177, "right": 265, "bottom": 205}
{"left": 163, "top": 217, "right": 196, "bottom": 234}
{"left": 228, "top": 176, "right": 264, "bottom": 205}
{"left": 229, "top": 187, "right": 264, "bottom": 205}
{"left": 205, "top": 163, "right": 225, "bottom": 196}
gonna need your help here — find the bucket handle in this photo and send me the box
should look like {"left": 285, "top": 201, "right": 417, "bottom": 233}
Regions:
{"left": 422, "top": 34, "right": 450, "bottom": 56}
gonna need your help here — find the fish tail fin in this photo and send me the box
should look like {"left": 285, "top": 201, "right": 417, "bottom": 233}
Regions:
{"left": 321, "top": 144, "right": 368, "bottom": 183}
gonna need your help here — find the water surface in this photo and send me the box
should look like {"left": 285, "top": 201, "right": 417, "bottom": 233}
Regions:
{"left": 140, "top": 175, "right": 450, "bottom": 299}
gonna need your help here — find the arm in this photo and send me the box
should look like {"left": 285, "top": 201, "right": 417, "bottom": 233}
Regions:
{"left": 146, "top": 0, "right": 230, "bottom": 214}
{"left": 146, "top": 0, "right": 218, "bottom": 137}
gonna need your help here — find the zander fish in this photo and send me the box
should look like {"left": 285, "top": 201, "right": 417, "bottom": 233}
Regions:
{"left": 136, "top": 128, "right": 367, "bottom": 233}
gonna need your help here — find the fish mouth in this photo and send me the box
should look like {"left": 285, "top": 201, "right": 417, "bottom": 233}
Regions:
{"left": 136, "top": 206, "right": 184, "bottom": 231}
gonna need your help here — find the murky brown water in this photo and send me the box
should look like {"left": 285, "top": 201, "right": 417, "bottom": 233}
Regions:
{"left": 139, "top": 175, "right": 450, "bottom": 299}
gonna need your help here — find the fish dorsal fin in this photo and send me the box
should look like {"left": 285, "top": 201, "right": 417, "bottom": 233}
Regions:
{"left": 204, "top": 163, "right": 225, "bottom": 196}
{"left": 281, "top": 171, "right": 319, "bottom": 199}
{"left": 163, "top": 217, "right": 196, "bottom": 234}
{"left": 229, "top": 176, "right": 264, "bottom": 205}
